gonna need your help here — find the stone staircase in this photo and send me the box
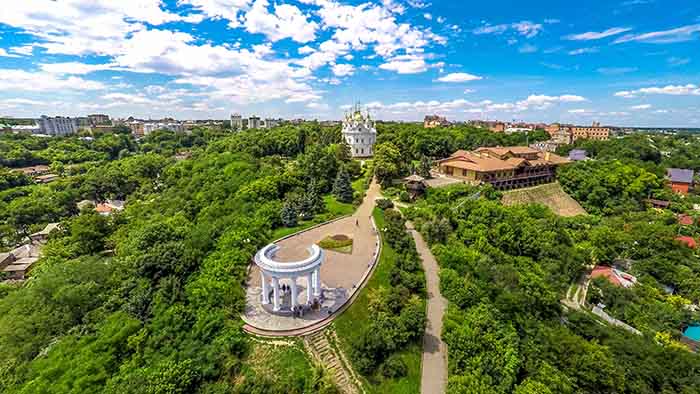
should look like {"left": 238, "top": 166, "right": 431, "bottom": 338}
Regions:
{"left": 304, "top": 329, "right": 363, "bottom": 394}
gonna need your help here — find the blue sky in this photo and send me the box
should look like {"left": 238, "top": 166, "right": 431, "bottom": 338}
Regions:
{"left": 0, "top": 0, "right": 698, "bottom": 126}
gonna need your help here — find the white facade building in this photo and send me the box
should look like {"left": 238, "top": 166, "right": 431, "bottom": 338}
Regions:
{"left": 254, "top": 243, "right": 324, "bottom": 312}
{"left": 37, "top": 116, "right": 78, "bottom": 136}
{"left": 143, "top": 122, "right": 184, "bottom": 135}
{"left": 342, "top": 105, "right": 376, "bottom": 158}
{"left": 231, "top": 114, "right": 243, "bottom": 130}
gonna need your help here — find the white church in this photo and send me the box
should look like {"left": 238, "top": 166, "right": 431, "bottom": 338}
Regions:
{"left": 342, "top": 104, "right": 376, "bottom": 158}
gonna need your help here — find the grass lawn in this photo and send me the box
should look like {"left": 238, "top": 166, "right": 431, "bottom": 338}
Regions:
{"left": 333, "top": 208, "right": 422, "bottom": 394}
{"left": 270, "top": 194, "right": 354, "bottom": 240}
{"left": 239, "top": 339, "right": 315, "bottom": 390}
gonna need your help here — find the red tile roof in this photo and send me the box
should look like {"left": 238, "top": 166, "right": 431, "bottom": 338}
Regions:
{"left": 678, "top": 214, "right": 694, "bottom": 226}
{"left": 676, "top": 236, "right": 697, "bottom": 249}
{"left": 591, "top": 266, "right": 622, "bottom": 286}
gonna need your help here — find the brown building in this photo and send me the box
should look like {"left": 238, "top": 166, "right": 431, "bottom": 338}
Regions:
{"left": 547, "top": 122, "right": 610, "bottom": 142}
{"left": 490, "top": 122, "right": 506, "bottom": 133}
{"left": 667, "top": 168, "right": 694, "bottom": 195}
{"left": 437, "top": 146, "right": 570, "bottom": 190}
{"left": 424, "top": 115, "right": 450, "bottom": 128}
{"left": 572, "top": 122, "right": 610, "bottom": 141}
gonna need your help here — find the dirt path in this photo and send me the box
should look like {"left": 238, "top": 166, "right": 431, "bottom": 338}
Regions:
{"left": 406, "top": 222, "right": 448, "bottom": 394}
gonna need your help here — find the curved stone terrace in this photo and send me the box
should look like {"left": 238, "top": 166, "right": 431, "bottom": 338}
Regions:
{"left": 242, "top": 179, "right": 381, "bottom": 335}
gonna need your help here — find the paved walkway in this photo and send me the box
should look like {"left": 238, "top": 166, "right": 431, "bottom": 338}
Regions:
{"left": 242, "top": 179, "right": 382, "bottom": 336}
{"left": 407, "top": 222, "right": 448, "bottom": 394}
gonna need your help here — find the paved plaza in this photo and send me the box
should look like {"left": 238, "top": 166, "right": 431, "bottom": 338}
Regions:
{"left": 242, "top": 180, "right": 381, "bottom": 333}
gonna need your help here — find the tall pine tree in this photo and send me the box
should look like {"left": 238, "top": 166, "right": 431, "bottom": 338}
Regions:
{"left": 281, "top": 199, "right": 298, "bottom": 227}
{"left": 333, "top": 167, "right": 354, "bottom": 203}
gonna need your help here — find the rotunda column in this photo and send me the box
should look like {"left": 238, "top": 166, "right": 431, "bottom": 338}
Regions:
{"left": 313, "top": 267, "right": 321, "bottom": 297}
{"left": 272, "top": 276, "right": 280, "bottom": 311}
{"left": 261, "top": 271, "right": 270, "bottom": 305}
{"left": 290, "top": 277, "right": 298, "bottom": 309}
{"left": 306, "top": 272, "right": 313, "bottom": 304}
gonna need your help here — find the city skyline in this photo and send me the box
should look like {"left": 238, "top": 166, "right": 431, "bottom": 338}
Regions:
{"left": 0, "top": 0, "right": 698, "bottom": 126}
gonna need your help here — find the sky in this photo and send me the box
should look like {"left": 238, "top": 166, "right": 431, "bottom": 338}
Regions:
{"left": 0, "top": 0, "right": 698, "bottom": 126}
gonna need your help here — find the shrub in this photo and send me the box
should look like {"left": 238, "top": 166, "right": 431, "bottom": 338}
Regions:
{"left": 379, "top": 354, "right": 407, "bottom": 379}
{"left": 376, "top": 199, "right": 394, "bottom": 210}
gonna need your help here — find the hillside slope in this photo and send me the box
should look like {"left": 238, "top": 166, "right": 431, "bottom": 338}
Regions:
{"left": 501, "top": 182, "right": 586, "bottom": 217}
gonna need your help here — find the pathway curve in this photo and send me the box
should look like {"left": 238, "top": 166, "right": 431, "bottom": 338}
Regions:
{"left": 243, "top": 178, "right": 382, "bottom": 337}
{"left": 406, "top": 221, "right": 448, "bottom": 394}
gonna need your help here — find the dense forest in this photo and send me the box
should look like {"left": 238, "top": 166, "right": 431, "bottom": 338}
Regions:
{"left": 0, "top": 124, "right": 359, "bottom": 393}
{"left": 2, "top": 123, "right": 700, "bottom": 393}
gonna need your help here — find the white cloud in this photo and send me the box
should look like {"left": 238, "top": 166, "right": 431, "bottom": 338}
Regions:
{"left": 437, "top": 16, "right": 446, "bottom": 24}
{"left": 0, "top": 69, "right": 106, "bottom": 92}
{"left": 379, "top": 54, "right": 428, "bottom": 74}
{"left": 0, "top": 1, "right": 188, "bottom": 56}
{"left": 40, "top": 62, "right": 116, "bottom": 75}
{"left": 519, "top": 44, "right": 538, "bottom": 53}
{"left": 473, "top": 21, "right": 543, "bottom": 38}
{"left": 0, "top": 48, "right": 21, "bottom": 58}
{"left": 667, "top": 57, "right": 690, "bottom": 67}
{"left": 331, "top": 63, "right": 355, "bottom": 77}
{"left": 244, "top": 0, "right": 318, "bottom": 43}
{"left": 295, "top": 0, "right": 445, "bottom": 74}
{"left": 8, "top": 45, "right": 35, "bottom": 56}
{"left": 564, "top": 27, "right": 632, "bottom": 40}
{"left": 436, "top": 72, "right": 482, "bottom": 83}
{"left": 353, "top": 93, "right": 586, "bottom": 116}
{"left": 597, "top": 67, "right": 637, "bottom": 75}
{"left": 568, "top": 109, "right": 592, "bottom": 114}
{"left": 298, "top": 45, "right": 315, "bottom": 55}
{"left": 614, "top": 24, "right": 700, "bottom": 44}
{"left": 178, "top": 0, "right": 251, "bottom": 27}
{"left": 630, "top": 104, "right": 652, "bottom": 110}
{"left": 423, "top": 13, "right": 432, "bottom": 20}
{"left": 615, "top": 84, "right": 700, "bottom": 98}
{"left": 568, "top": 47, "right": 599, "bottom": 55}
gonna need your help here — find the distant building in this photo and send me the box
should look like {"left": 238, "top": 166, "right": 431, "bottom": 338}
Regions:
{"left": 342, "top": 104, "right": 376, "bottom": 158}
{"left": 231, "top": 114, "right": 243, "bottom": 130}
{"left": 143, "top": 122, "right": 184, "bottom": 135}
{"left": 571, "top": 122, "right": 610, "bottom": 141}
{"left": 11, "top": 124, "right": 41, "bottom": 133}
{"left": 504, "top": 126, "right": 533, "bottom": 134}
{"left": 265, "top": 118, "right": 280, "bottom": 129}
{"left": 128, "top": 121, "right": 144, "bottom": 137}
{"left": 591, "top": 265, "right": 637, "bottom": 288}
{"left": 568, "top": 149, "right": 588, "bottom": 161}
{"left": 95, "top": 200, "right": 125, "bottom": 216}
{"left": 547, "top": 122, "right": 609, "bottom": 142}
{"left": 87, "top": 114, "right": 110, "bottom": 126}
{"left": 490, "top": 122, "right": 506, "bottom": 133}
{"left": 37, "top": 116, "right": 78, "bottom": 136}
{"left": 667, "top": 168, "right": 694, "bottom": 195}
{"left": 424, "top": 115, "right": 450, "bottom": 128}
{"left": 248, "top": 116, "right": 261, "bottom": 129}
{"left": 437, "top": 146, "right": 570, "bottom": 190}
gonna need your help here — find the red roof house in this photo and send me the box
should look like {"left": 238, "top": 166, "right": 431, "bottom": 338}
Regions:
{"left": 678, "top": 214, "right": 695, "bottom": 226}
{"left": 676, "top": 236, "right": 697, "bottom": 249}
{"left": 591, "top": 265, "right": 637, "bottom": 288}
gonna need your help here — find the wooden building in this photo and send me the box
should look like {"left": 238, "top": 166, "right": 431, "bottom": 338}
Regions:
{"left": 437, "top": 146, "right": 569, "bottom": 190}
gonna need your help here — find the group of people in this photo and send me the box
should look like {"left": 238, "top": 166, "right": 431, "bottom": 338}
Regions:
{"left": 266, "top": 282, "right": 325, "bottom": 317}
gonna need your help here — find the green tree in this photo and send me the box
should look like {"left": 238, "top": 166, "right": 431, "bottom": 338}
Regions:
{"left": 332, "top": 167, "right": 354, "bottom": 203}
{"left": 281, "top": 199, "right": 298, "bottom": 227}
{"left": 373, "top": 142, "right": 404, "bottom": 187}
{"left": 418, "top": 155, "right": 432, "bottom": 178}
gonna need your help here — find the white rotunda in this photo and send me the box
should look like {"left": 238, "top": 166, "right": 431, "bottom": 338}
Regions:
{"left": 254, "top": 243, "right": 324, "bottom": 312}
{"left": 342, "top": 104, "right": 376, "bottom": 158}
